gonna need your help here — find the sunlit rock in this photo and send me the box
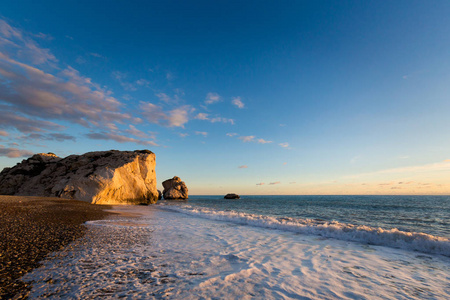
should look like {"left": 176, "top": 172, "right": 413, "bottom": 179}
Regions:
{"left": 0, "top": 150, "right": 158, "bottom": 205}
{"left": 162, "top": 176, "right": 188, "bottom": 199}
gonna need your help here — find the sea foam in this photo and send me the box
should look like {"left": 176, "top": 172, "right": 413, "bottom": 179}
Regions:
{"left": 159, "top": 203, "right": 450, "bottom": 256}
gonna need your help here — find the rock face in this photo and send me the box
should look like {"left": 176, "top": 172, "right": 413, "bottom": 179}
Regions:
{"left": 224, "top": 193, "right": 240, "bottom": 199}
{"left": 0, "top": 150, "right": 158, "bottom": 205}
{"left": 162, "top": 176, "right": 188, "bottom": 199}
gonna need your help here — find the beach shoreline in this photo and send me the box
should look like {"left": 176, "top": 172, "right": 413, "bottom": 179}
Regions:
{"left": 0, "top": 195, "right": 113, "bottom": 299}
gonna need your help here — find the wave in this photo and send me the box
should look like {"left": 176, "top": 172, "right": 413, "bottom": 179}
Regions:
{"left": 158, "top": 203, "right": 450, "bottom": 257}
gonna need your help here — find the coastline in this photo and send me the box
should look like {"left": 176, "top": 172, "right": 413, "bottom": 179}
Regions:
{"left": 0, "top": 195, "right": 113, "bottom": 299}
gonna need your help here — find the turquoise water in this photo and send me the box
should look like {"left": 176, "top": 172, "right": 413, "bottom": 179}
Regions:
{"left": 185, "top": 195, "right": 450, "bottom": 238}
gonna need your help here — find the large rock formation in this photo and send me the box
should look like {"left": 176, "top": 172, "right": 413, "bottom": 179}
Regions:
{"left": 0, "top": 150, "right": 158, "bottom": 205}
{"left": 162, "top": 176, "right": 188, "bottom": 199}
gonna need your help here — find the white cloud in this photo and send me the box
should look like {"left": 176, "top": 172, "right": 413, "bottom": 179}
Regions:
{"left": 238, "top": 165, "right": 248, "bottom": 169}
{"left": 205, "top": 92, "right": 221, "bottom": 104}
{"left": 124, "top": 125, "right": 154, "bottom": 139}
{"left": 257, "top": 138, "right": 272, "bottom": 144}
{"left": 232, "top": 96, "right": 244, "bottom": 109}
{"left": 194, "top": 113, "right": 209, "bottom": 120}
{"left": 179, "top": 133, "right": 189, "bottom": 138}
{"left": 238, "top": 136, "right": 255, "bottom": 143}
{"left": 226, "top": 133, "right": 238, "bottom": 137}
{"left": 140, "top": 102, "right": 192, "bottom": 128}
{"left": 279, "top": 142, "right": 290, "bottom": 148}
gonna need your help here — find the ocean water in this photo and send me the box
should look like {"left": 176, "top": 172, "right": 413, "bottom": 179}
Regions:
{"left": 23, "top": 195, "right": 450, "bottom": 299}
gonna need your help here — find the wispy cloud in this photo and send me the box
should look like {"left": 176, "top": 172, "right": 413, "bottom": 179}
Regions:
{"left": 279, "top": 142, "right": 290, "bottom": 149}
{"left": 210, "top": 117, "right": 234, "bottom": 125}
{"left": 194, "top": 113, "right": 209, "bottom": 120}
{"left": 232, "top": 96, "right": 244, "bottom": 108}
{"left": 256, "top": 183, "right": 265, "bottom": 186}
{"left": 0, "top": 145, "right": 33, "bottom": 158}
{"left": 86, "top": 132, "right": 158, "bottom": 146}
{"left": 23, "top": 133, "right": 76, "bottom": 142}
{"left": 238, "top": 165, "right": 248, "bottom": 169}
{"left": 269, "top": 181, "right": 281, "bottom": 185}
{"left": 195, "top": 131, "right": 208, "bottom": 137}
{"left": 0, "top": 130, "right": 8, "bottom": 137}
{"left": 257, "top": 138, "right": 272, "bottom": 144}
{"left": 238, "top": 136, "right": 255, "bottom": 143}
{"left": 205, "top": 92, "right": 220, "bottom": 105}
{"left": 226, "top": 133, "right": 238, "bottom": 137}
{"left": 140, "top": 102, "right": 192, "bottom": 128}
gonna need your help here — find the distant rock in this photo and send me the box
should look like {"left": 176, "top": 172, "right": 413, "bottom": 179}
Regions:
{"left": 0, "top": 150, "right": 158, "bottom": 205}
{"left": 158, "top": 189, "right": 162, "bottom": 200}
{"left": 224, "top": 193, "right": 240, "bottom": 199}
{"left": 162, "top": 176, "right": 188, "bottom": 199}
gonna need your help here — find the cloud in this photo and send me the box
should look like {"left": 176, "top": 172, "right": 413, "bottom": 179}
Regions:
{"left": 256, "top": 183, "right": 265, "bottom": 186}
{"left": 194, "top": 113, "right": 209, "bottom": 120}
{"left": 124, "top": 125, "right": 154, "bottom": 139}
{"left": 257, "top": 138, "right": 272, "bottom": 144}
{"left": 140, "top": 102, "right": 191, "bottom": 128}
{"left": 238, "top": 136, "right": 255, "bottom": 143}
{"left": 0, "top": 20, "right": 57, "bottom": 65}
{"left": 155, "top": 92, "right": 179, "bottom": 103}
{"left": 86, "top": 132, "right": 158, "bottom": 146}
{"left": 23, "top": 132, "right": 76, "bottom": 142}
{"left": 194, "top": 113, "right": 234, "bottom": 125}
{"left": 0, "top": 110, "right": 65, "bottom": 133}
{"left": 205, "top": 92, "right": 220, "bottom": 104}
{"left": 269, "top": 181, "right": 281, "bottom": 185}
{"left": 179, "top": 133, "right": 189, "bottom": 138}
{"left": 90, "top": 52, "right": 103, "bottom": 58}
{"left": 238, "top": 165, "right": 248, "bottom": 169}
{"left": 279, "top": 142, "right": 290, "bottom": 148}
{"left": 0, "top": 145, "right": 33, "bottom": 158}
{"left": 0, "top": 130, "right": 8, "bottom": 137}
{"left": 195, "top": 131, "right": 208, "bottom": 137}
{"left": 0, "top": 51, "right": 133, "bottom": 130}
{"left": 226, "top": 133, "right": 238, "bottom": 137}
{"left": 232, "top": 96, "right": 244, "bottom": 109}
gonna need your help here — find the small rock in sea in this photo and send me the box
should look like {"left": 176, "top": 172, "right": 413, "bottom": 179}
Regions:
{"left": 224, "top": 193, "right": 240, "bottom": 199}
{"left": 162, "top": 176, "right": 188, "bottom": 199}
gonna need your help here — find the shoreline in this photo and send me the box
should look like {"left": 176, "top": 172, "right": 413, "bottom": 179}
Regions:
{"left": 0, "top": 195, "right": 114, "bottom": 299}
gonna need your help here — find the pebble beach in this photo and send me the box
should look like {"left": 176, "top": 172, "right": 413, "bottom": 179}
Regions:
{"left": 0, "top": 196, "right": 112, "bottom": 298}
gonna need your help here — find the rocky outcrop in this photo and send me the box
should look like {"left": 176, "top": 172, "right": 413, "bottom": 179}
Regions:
{"left": 162, "top": 176, "right": 188, "bottom": 199}
{"left": 0, "top": 150, "right": 158, "bottom": 205}
{"left": 224, "top": 193, "right": 240, "bottom": 199}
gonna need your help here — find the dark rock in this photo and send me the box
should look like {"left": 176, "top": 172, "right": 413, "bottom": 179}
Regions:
{"left": 224, "top": 193, "right": 240, "bottom": 199}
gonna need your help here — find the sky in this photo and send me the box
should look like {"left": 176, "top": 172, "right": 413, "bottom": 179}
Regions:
{"left": 0, "top": 0, "right": 449, "bottom": 195}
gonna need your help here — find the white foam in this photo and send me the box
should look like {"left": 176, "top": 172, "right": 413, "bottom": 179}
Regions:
{"left": 23, "top": 206, "right": 450, "bottom": 299}
{"left": 158, "top": 203, "right": 450, "bottom": 257}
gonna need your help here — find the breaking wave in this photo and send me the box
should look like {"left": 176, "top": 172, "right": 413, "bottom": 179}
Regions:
{"left": 159, "top": 204, "right": 450, "bottom": 256}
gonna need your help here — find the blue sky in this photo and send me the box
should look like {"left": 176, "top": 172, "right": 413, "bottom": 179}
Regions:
{"left": 0, "top": 0, "right": 449, "bottom": 195}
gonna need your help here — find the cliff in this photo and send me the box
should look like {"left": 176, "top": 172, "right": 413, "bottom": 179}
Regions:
{"left": 0, "top": 150, "right": 158, "bottom": 205}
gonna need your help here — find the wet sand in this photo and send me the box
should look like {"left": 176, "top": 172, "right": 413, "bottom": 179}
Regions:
{"left": 0, "top": 195, "right": 113, "bottom": 299}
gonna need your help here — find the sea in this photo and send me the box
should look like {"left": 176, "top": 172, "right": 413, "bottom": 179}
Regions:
{"left": 23, "top": 195, "right": 450, "bottom": 299}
